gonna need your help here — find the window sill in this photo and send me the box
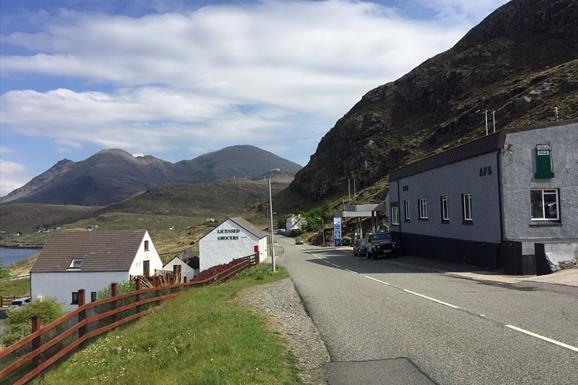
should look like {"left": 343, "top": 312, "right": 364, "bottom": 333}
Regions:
{"left": 418, "top": 217, "right": 429, "bottom": 221}
{"left": 529, "top": 221, "right": 562, "bottom": 227}
{"left": 462, "top": 220, "right": 474, "bottom": 225}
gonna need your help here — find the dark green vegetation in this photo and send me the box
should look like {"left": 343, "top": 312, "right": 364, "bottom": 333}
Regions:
{"left": 290, "top": 0, "right": 578, "bottom": 201}
{"left": 1, "top": 145, "right": 300, "bottom": 206}
{"left": 1, "top": 299, "right": 64, "bottom": 346}
{"left": 33, "top": 265, "right": 301, "bottom": 385}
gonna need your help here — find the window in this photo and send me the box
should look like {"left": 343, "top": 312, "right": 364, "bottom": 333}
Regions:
{"left": 68, "top": 258, "right": 84, "bottom": 270}
{"left": 418, "top": 199, "right": 428, "bottom": 220}
{"left": 391, "top": 205, "right": 400, "bottom": 225}
{"left": 462, "top": 193, "right": 473, "bottom": 222}
{"left": 404, "top": 200, "right": 410, "bottom": 221}
{"left": 71, "top": 292, "right": 79, "bottom": 305}
{"left": 91, "top": 292, "right": 97, "bottom": 302}
{"left": 441, "top": 196, "right": 449, "bottom": 222}
{"left": 144, "top": 240, "right": 150, "bottom": 251}
{"left": 531, "top": 189, "right": 559, "bottom": 221}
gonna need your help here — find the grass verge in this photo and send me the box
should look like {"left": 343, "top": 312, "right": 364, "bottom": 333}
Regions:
{"left": 33, "top": 265, "right": 302, "bottom": 385}
{"left": 0, "top": 278, "right": 30, "bottom": 297}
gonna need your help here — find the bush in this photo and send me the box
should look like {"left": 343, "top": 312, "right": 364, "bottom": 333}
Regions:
{"left": 2, "top": 299, "right": 65, "bottom": 346}
{"left": 289, "top": 229, "right": 304, "bottom": 237}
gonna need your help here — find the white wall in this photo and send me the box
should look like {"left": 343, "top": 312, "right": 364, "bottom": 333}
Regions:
{"left": 199, "top": 219, "right": 264, "bottom": 272}
{"left": 258, "top": 237, "right": 269, "bottom": 263}
{"left": 31, "top": 271, "right": 128, "bottom": 311}
{"left": 128, "top": 230, "right": 164, "bottom": 277}
{"left": 162, "top": 257, "right": 196, "bottom": 281}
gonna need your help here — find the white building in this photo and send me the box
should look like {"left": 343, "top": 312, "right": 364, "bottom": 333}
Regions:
{"left": 199, "top": 217, "right": 268, "bottom": 272}
{"left": 163, "top": 255, "right": 199, "bottom": 281}
{"left": 30, "top": 230, "right": 163, "bottom": 311}
{"left": 286, "top": 214, "right": 306, "bottom": 232}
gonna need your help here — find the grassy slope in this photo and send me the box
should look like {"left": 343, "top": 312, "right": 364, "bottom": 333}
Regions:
{"left": 0, "top": 278, "right": 30, "bottom": 297}
{"left": 34, "top": 265, "right": 302, "bottom": 385}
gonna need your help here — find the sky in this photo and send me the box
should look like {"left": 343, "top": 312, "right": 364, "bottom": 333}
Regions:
{"left": 0, "top": 0, "right": 509, "bottom": 195}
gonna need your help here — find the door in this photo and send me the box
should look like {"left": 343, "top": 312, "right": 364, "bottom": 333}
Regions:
{"left": 143, "top": 260, "right": 150, "bottom": 277}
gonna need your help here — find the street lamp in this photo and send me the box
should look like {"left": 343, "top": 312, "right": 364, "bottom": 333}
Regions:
{"left": 267, "top": 169, "right": 280, "bottom": 272}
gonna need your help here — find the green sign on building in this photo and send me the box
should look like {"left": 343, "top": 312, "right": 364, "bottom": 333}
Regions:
{"left": 535, "top": 144, "right": 554, "bottom": 179}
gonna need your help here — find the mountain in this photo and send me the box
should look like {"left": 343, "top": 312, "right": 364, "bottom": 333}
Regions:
{"left": 1, "top": 146, "right": 301, "bottom": 206}
{"left": 290, "top": 0, "right": 578, "bottom": 200}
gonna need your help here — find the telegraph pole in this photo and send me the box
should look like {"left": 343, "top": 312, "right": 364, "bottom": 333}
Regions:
{"left": 268, "top": 177, "right": 276, "bottom": 272}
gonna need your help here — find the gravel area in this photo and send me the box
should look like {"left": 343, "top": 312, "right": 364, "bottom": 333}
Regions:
{"left": 237, "top": 277, "right": 330, "bottom": 385}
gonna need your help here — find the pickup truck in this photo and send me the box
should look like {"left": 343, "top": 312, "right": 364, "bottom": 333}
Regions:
{"left": 365, "top": 232, "right": 398, "bottom": 259}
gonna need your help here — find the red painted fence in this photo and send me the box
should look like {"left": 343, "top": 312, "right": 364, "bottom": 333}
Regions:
{"left": 0, "top": 255, "right": 257, "bottom": 385}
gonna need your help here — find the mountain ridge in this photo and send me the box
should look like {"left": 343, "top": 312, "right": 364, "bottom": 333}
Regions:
{"left": 289, "top": 0, "right": 578, "bottom": 200}
{"left": 1, "top": 145, "right": 301, "bottom": 206}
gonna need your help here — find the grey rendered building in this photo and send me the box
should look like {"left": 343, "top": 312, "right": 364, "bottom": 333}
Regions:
{"left": 386, "top": 119, "right": 578, "bottom": 271}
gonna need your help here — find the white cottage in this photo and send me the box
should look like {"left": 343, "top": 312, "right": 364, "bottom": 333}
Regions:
{"left": 199, "top": 217, "right": 268, "bottom": 272}
{"left": 163, "top": 255, "right": 199, "bottom": 281}
{"left": 30, "top": 230, "right": 163, "bottom": 310}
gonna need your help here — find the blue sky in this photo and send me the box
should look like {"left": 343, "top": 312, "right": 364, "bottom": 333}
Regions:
{"left": 0, "top": 0, "right": 508, "bottom": 195}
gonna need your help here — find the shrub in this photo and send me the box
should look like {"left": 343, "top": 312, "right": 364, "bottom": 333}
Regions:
{"left": 2, "top": 299, "right": 65, "bottom": 346}
{"left": 289, "top": 229, "right": 303, "bottom": 237}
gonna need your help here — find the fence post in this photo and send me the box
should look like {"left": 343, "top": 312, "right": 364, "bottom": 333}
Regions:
{"left": 31, "top": 315, "right": 42, "bottom": 368}
{"left": 110, "top": 282, "right": 117, "bottom": 323}
{"left": 77, "top": 289, "right": 87, "bottom": 342}
{"left": 135, "top": 278, "right": 142, "bottom": 314}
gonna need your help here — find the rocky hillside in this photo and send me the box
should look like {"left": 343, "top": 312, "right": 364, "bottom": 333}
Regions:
{"left": 1, "top": 146, "right": 301, "bottom": 206}
{"left": 290, "top": 0, "right": 578, "bottom": 200}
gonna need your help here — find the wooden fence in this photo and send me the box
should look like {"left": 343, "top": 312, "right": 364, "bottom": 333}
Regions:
{"left": 0, "top": 255, "right": 257, "bottom": 385}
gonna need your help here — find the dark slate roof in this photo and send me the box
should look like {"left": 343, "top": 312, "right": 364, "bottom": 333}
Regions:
{"left": 230, "top": 217, "right": 268, "bottom": 239}
{"left": 389, "top": 118, "right": 578, "bottom": 181}
{"left": 31, "top": 230, "right": 146, "bottom": 273}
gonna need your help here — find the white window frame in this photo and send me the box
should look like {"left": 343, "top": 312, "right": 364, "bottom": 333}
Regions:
{"left": 418, "top": 199, "right": 428, "bottom": 219}
{"left": 404, "top": 200, "right": 410, "bottom": 221}
{"left": 530, "top": 189, "right": 560, "bottom": 221}
{"left": 391, "top": 206, "right": 400, "bottom": 225}
{"left": 462, "top": 193, "right": 473, "bottom": 222}
{"left": 441, "top": 196, "right": 449, "bottom": 222}
{"left": 68, "top": 258, "right": 84, "bottom": 270}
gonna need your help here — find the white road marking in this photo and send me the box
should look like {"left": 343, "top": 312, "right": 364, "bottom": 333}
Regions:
{"left": 506, "top": 325, "right": 578, "bottom": 353}
{"left": 401, "top": 288, "right": 460, "bottom": 309}
{"left": 364, "top": 275, "right": 391, "bottom": 286}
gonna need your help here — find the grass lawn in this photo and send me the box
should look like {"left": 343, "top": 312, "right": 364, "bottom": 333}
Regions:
{"left": 0, "top": 278, "right": 30, "bottom": 297}
{"left": 33, "top": 265, "right": 302, "bottom": 385}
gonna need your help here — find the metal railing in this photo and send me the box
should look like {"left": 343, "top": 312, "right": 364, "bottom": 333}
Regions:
{"left": 0, "top": 255, "right": 257, "bottom": 385}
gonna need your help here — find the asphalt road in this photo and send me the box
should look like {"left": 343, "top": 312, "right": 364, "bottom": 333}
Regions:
{"left": 277, "top": 237, "right": 578, "bottom": 385}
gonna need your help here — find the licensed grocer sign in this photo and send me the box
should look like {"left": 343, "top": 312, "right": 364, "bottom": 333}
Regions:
{"left": 535, "top": 144, "right": 554, "bottom": 179}
{"left": 217, "top": 228, "right": 240, "bottom": 240}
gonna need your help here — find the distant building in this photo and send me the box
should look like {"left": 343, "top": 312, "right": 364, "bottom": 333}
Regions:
{"left": 199, "top": 217, "right": 268, "bottom": 272}
{"left": 163, "top": 251, "right": 199, "bottom": 281}
{"left": 30, "top": 230, "right": 163, "bottom": 310}
{"left": 286, "top": 214, "right": 307, "bottom": 232}
{"left": 386, "top": 119, "right": 578, "bottom": 273}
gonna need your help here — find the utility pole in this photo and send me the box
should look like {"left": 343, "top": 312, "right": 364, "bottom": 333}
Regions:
{"left": 321, "top": 218, "right": 326, "bottom": 246}
{"left": 348, "top": 178, "right": 351, "bottom": 203}
{"left": 268, "top": 177, "right": 276, "bottom": 272}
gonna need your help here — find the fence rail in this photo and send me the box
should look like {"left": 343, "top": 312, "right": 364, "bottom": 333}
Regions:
{"left": 0, "top": 255, "right": 257, "bottom": 385}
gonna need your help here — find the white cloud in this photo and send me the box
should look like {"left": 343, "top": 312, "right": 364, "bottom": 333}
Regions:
{"left": 0, "top": 0, "right": 505, "bottom": 162}
{"left": 0, "top": 159, "right": 30, "bottom": 195}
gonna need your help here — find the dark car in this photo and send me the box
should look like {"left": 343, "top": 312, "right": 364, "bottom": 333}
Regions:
{"left": 365, "top": 232, "right": 399, "bottom": 259}
{"left": 353, "top": 239, "right": 368, "bottom": 257}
